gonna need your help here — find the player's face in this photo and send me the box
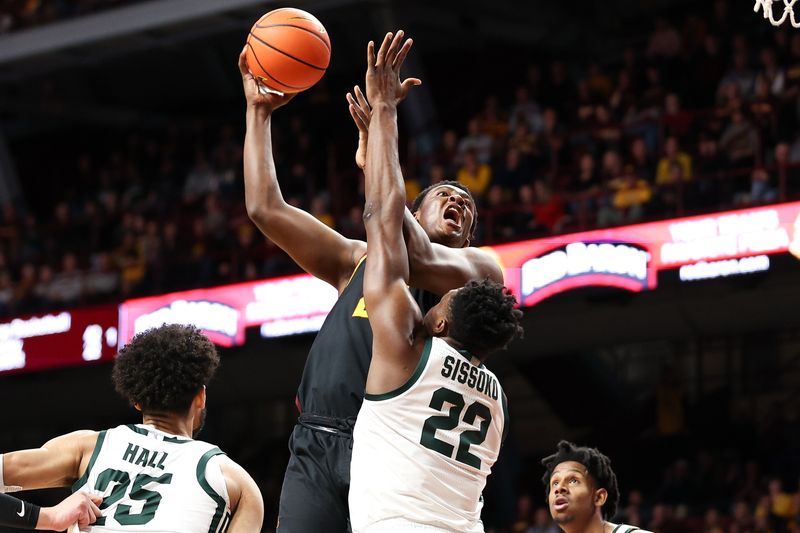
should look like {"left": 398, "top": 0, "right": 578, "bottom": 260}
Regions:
{"left": 414, "top": 185, "right": 474, "bottom": 248}
{"left": 548, "top": 461, "right": 599, "bottom": 526}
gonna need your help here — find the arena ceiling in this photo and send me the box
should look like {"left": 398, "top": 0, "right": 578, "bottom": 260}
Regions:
{"left": 0, "top": 0, "right": 701, "bottom": 134}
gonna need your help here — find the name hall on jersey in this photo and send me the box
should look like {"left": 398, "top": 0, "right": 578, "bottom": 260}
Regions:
{"left": 122, "top": 443, "right": 169, "bottom": 470}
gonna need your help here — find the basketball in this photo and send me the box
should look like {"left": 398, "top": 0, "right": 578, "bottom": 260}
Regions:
{"left": 245, "top": 8, "right": 331, "bottom": 94}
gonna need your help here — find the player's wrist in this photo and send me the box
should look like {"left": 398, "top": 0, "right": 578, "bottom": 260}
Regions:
{"left": 33, "top": 507, "right": 52, "bottom": 530}
{"left": 246, "top": 105, "right": 271, "bottom": 123}
{"left": 370, "top": 101, "right": 398, "bottom": 114}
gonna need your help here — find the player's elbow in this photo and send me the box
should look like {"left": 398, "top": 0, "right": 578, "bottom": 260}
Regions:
{"left": 246, "top": 202, "right": 267, "bottom": 224}
{"left": 246, "top": 199, "right": 284, "bottom": 228}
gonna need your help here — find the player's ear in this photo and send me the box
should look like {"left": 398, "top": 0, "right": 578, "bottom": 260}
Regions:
{"left": 412, "top": 209, "right": 422, "bottom": 223}
{"left": 194, "top": 386, "right": 207, "bottom": 409}
{"left": 433, "top": 317, "right": 448, "bottom": 336}
{"left": 133, "top": 402, "right": 142, "bottom": 412}
{"left": 594, "top": 488, "right": 608, "bottom": 509}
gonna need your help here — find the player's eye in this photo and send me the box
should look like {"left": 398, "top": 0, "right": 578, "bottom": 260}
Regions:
{"left": 552, "top": 481, "right": 559, "bottom": 487}
{"left": 569, "top": 478, "right": 579, "bottom": 485}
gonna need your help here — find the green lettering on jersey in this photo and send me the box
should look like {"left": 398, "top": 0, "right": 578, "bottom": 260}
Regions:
{"left": 134, "top": 448, "right": 150, "bottom": 467}
{"left": 155, "top": 452, "right": 168, "bottom": 470}
{"left": 122, "top": 443, "right": 139, "bottom": 464}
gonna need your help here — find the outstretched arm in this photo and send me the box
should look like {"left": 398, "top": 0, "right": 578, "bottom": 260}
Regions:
{"left": 240, "top": 48, "right": 366, "bottom": 291}
{"left": 347, "top": 82, "right": 503, "bottom": 295}
{"left": 2, "top": 431, "right": 99, "bottom": 490}
{"left": 361, "top": 32, "right": 426, "bottom": 393}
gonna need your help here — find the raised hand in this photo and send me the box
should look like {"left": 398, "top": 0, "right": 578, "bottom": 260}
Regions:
{"left": 346, "top": 85, "right": 371, "bottom": 169}
{"left": 238, "top": 46, "right": 296, "bottom": 114}
{"left": 365, "top": 30, "right": 421, "bottom": 107}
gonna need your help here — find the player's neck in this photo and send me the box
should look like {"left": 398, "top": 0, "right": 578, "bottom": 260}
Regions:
{"left": 442, "top": 336, "right": 483, "bottom": 367}
{"left": 141, "top": 413, "right": 194, "bottom": 438}
{"left": 561, "top": 516, "right": 608, "bottom": 533}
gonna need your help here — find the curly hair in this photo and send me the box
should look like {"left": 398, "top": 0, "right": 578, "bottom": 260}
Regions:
{"left": 112, "top": 324, "right": 220, "bottom": 414}
{"left": 411, "top": 180, "right": 478, "bottom": 239}
{"left": 447, "top": 279, "right": 523, "bottom": 357}
{"left": 540, "top": 440, "right": 620, "bottom": 520}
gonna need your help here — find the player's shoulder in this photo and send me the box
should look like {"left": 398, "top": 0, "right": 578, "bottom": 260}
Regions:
{"left": 611, "top": 524, "right": 653, "bottom": 533}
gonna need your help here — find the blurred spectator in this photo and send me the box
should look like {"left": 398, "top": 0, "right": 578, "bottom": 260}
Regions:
{"left": 719, "top": 110, "right": 760, "bottom": 168}
{"left": 458, "top": 118, "right": 493, "bottom": 164}
{"left": 509, "top": 86, "right": 544, "bottom": 134}
{"left": 530, "top": 180, "right": 566, "bottom": 234}
{"left": 629, "top": 137, "right": 655, "bottom": 182}
{"left": 647, "top": 18, "right": 682, "bottom": 59}
{"left": 773, "top": 141, "right": 800, "bottom": 197}
{"left": 84, "top": 252, "right": 120, "bottom": 301}
{"left": 0, "top": 270, "right": 12, "bottom": 315}
{"left": 494, "top": 148, "right": 528, "bottom": 193}
{"left": 183, "top": 150, "right": 219, "bottom": 203}
{"left": 719, "top": 50, "right": 757, "bottom": 100}
{"left": 703, "top": 508, "right": 725, "bottom": 533}
{"left": 662, "top": 93, "right": 694, "bottom": 141}
{"left": 739, "top": 167, "right": 778, "bottom": 205}
{"left": 48, "top": 253, "right": 83, "bottom": 307}
{"left": 339, "top": 205, "right": 366, "bottom": 241}
{"left": 567, "top": 153, "right": 601, "bottom": 228}
{"left": 480, "top": 95, "right": 509, "bottom": 142}
{"left": 310, "top": 195, "right": 335, "bottom": 228}
{"left": 609, "top": 165, "right": 652, "bottom": 224}
{"left": 485, "top": 185, "right": 515, "bottom": 242}
{"left": 759, "top": 47, "right": 786, "bottom": 95}
{"left": 511, "top": 494, "right": 533, "bottom": 533}
{"left": 656, "top": 137, "right": 693, "bottom": 186}
{"left": 435, "top": 130, "right": 460, "bottom": 177}
{"left": 457, "top": 150, "right": 492, "bottom": 199}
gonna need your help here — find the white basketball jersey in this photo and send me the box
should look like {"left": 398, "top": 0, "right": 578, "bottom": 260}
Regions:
{"left": 350, "top": 337, "right": 508, "bottom": 533}
{"left": 74, "top": 424, "right": 232, "bottom": 533}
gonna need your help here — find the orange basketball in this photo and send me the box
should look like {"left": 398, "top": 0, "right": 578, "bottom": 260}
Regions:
{"left": 245, "top": 8, "right": 331, "bottom": 94}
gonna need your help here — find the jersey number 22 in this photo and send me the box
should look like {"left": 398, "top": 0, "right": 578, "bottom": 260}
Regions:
{"left": 420, "top": 387, "right": 492, "bottom": 469}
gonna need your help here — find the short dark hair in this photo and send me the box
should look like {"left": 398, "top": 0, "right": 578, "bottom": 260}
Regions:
{"left": 448, "top": 279, "right": 523, "bottom": 357}
{"left": 411, "top": 180, "right": 478, "bottom": 239}
{"left": 541, "top": 440, "right": 620, "bottom": 520}
{"left": 112, "top": 324, "right": 220, "bottom": 414}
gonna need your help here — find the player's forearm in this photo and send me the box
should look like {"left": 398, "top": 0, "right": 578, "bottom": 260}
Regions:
{"left": 0, "top": 494, "right": 39, "bottom": 529}
{"left": 364, "top": 103, "right": 404, "bottom": 225}
{"left": 244, "top": 110, "right": 287, "bottom": 222}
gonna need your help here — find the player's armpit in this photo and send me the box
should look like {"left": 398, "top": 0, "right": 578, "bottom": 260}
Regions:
{"left": 220, "top": 459, "right": 264, "bottom": 533}
{"left": 3, "top": 431, "right": 98, "bottom": 490}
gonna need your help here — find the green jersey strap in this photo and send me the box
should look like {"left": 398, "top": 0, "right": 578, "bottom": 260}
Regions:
{"left": 196, "top": 447, "right": 228, "bottom": 533}
{"left": 73, "top": 431, "right": 107, "bottom": 491}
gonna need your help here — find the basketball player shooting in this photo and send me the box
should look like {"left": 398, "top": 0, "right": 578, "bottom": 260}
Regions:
{"left": 238, "top": 30, "right": 503, "bottom": 532}
{"left": 349, "top": 31, "right": 523, "bottom": 533}
{"left": 0, "top": 325, "right": 263, "bottom": 533}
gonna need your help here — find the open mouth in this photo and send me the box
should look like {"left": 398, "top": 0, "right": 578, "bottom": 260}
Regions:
{"left": 554, "top": 497, "right": 569, "bottom": 512}
{"left": 443, "top": 206, "right": 462, "bottom": 229}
